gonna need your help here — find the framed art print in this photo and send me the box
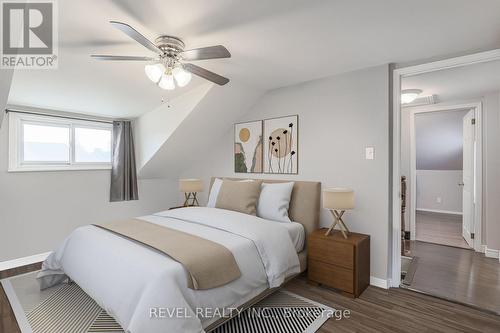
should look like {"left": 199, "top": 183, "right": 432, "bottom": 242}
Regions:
{"left": 263, "top": 115, "right": 298, "bottom": 174}
{"left": 234, "top": 120, "right": 263, "bottom": 173}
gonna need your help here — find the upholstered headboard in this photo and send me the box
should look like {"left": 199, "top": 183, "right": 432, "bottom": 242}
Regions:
{"left": 210, "top": 177, "right": 321, "bottom": 237}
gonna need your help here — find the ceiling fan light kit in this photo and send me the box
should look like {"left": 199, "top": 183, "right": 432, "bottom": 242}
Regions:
{"left": 91, "top": 22, "right": 231, "bottom": 90}
{"left": 144, "top": 63, "right": 165, "bottom": 83}
{"left": 145, "top": 61, "right": 192, "bottom": 90}
{"left": 158, "top": 71, "right": 176, "bottom": 90}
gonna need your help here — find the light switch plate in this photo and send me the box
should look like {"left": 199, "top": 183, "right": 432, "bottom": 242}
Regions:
{"left": 365, "top": 147, "right": 374, "bottom": 160}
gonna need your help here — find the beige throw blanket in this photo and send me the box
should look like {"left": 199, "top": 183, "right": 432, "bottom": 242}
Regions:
{"left": 93, "top": 219, "right": 241, "bottom": 290}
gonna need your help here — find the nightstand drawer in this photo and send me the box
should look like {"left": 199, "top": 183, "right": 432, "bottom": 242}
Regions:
{"left": 308, "top": 260, "right": 354, "bottom": 293}
{"left": 308, "top": 237, "right": 354, "bottom": 269}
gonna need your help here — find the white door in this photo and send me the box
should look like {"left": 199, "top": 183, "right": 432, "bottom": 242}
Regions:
{"left": 462, "top": 109, "right": 475, "bottom": 248}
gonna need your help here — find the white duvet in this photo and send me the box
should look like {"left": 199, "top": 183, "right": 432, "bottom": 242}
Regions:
{"left": 37, "top": 207, "right": 301, "bottom": 333}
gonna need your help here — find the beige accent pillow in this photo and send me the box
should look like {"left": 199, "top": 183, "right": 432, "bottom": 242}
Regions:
{"left": 215, "top": 179, "right": 263, "bottom": 215}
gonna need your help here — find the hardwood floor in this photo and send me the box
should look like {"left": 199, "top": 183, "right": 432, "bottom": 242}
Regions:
{"left": 415, "top": 211, "right": 470, "bottom": 249}
{"left": 405, "top": 240, "right": 500, "bottom": 315}
{"left": 1, "top": 263, "right": 500, "bottom": 333}
{"left": 285, "top": 277, "right": 500, "bottom": 333}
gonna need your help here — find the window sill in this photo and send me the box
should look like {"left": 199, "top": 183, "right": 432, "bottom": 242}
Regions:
{"left": 8, "top": 165, "right": 112, "bottom": 172}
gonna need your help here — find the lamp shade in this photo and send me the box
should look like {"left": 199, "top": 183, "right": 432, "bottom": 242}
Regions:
{"left": 179, "top": 179, "right": 203, "bottom": 193}
{"left": 323, "top": 188, "right": 354, "bottom": 210}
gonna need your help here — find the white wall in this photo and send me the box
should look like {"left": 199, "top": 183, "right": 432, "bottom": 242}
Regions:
{"left": 0, "top": 115, "right": 179, "bottom": 262}
{"left": 182, "top": 65, "right": 391, "bottom": 281}
{"left": 416, "top": 170, "right": 463, "bottom": 213}
{"left": 415, "top": 110, "right": 467, "bottom": 170}
{"left": 413, "top": 111, "right": 465, "bottom": 214}
{"left": 0, "top": 69, "right": 14, "bottom": 127}
{"left": 483, "top": 91, "right": 500, "bottom": 250}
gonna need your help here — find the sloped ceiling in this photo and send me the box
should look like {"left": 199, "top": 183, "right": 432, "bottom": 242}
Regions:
{"left": 134, "top": 83, "right": 213, "bottom": 170}
{"left": 7, "top": 0, "right": 500, "bottom": 117}
{"left": 416, "top": 110, "right": 469, "bottom": 170}
{"left": 138, "top": 80, "right": 264, "bottom": 178}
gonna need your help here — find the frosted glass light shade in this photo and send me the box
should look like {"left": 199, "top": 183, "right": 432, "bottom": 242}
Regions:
{"left": 179, "top": 179, "right": 203, "bottom": 193}
{"left": 323, "top": 188, "right": 354, "bottom": 210}
{"left": 401, "top": 89, "right": 422, "bottom": 104}
{"left": 144, "top": 63, "right": 165, "bottom": 83}
{"left": 158, "top": 73, "right": 175, "bottom": 90}
{"left": 172, "top": 66, "right": 192, "bottom": 87}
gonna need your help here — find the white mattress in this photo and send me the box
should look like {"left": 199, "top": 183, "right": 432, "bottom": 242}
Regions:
{"left": 38, "top": 207, "right": 301, "bottom": 333}
{"left": 281, "top": 221, "right": 305, "bottom": 252}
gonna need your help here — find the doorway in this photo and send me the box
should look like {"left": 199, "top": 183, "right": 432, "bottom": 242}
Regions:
{"left": 409, "top": 107, "right": 477, "bottom": 250}
{"left": 392, "top": 50, "right": 500, "bottom": 314}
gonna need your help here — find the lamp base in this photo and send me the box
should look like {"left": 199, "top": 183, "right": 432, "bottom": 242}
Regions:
{"left": 325, "top": 210, "right": 350, "bottom": 238}
{"left": 183, "top": 192, "right": 200, "bottom": 207}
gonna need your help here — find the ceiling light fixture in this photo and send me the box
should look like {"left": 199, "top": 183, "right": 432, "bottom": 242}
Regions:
{"left": 91, "top": 22, "right": 231, "bottom": 89}
{"left": 145, "top": 60, "right": 192, "bottom": 90}
{"left": 158, "top": 70, "right": 175, "bottom": 90}
{"left": 172, "top": 66, "right": 192, "bottom": 87}
{"left": 144, "top": 63, "right": 165, "bottom": 83}
{"left": 401, "top": 89, "right": 423, "bottom": 104}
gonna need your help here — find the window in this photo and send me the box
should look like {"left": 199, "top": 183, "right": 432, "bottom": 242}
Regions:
{"left": 8, "top": 112, "right": 113, "bottom": 171}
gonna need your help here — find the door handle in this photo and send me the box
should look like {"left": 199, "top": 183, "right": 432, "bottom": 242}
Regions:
{"left": 458, "top": 182, "right": 464, "bottom": 186}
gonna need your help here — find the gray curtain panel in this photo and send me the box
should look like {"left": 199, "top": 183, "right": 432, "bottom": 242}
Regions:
{"left": 110, "top": 121, "right": 139, "bottom": 202}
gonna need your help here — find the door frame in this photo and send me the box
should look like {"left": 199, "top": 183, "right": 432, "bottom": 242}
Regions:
{"left": 407, "top": 102, "right": 482, "bottom": 251}
{"left": 391, "top": 48, "right": 500, "bottom": 287}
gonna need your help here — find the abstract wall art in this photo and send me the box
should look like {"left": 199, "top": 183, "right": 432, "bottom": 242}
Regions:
{"left": 234, "top": 120, "right": 263, "bottom": 173}
{"left": 263, "top": 115, "right": 298, "bottom": 174}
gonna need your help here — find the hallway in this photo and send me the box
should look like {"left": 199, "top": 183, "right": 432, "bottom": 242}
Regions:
{"left": 404, "top": 241, "right": 500, "bottom": 314}
{"left": 415, "top": 211, "right": 470, "bottom": 249}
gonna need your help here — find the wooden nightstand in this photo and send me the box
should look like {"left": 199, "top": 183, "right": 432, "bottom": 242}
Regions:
{"left": 307, "top": 228, "right": 370, "bottom": 298}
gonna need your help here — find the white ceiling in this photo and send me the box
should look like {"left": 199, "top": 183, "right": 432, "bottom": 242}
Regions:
{"left": 8, "top": 0, "right": 500, "bottom": 117}
{"left": 403, "top": 59, "right": 500, "bottom": 103}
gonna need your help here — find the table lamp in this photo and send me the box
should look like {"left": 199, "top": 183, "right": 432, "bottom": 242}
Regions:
{"left": 179, "top": 179, "right": 203, "bottom": 207}
{"left": 323, "top": 188, "right": 355, "bottom": 238}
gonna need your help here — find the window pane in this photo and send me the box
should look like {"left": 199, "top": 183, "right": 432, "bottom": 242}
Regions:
{"left": 23, "top": 123, "right": 70, "bottom": 162}
{"left": 74, "top": 127, "right": 112, "bottom": 163}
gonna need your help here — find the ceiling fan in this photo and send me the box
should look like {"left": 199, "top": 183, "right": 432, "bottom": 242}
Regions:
{"left": 91, "top": 21, "right": 231, "bottom": 90}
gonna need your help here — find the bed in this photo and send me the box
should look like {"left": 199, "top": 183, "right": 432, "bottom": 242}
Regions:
{"left": 37, "top": 178, "right": 321, "bottom": 333}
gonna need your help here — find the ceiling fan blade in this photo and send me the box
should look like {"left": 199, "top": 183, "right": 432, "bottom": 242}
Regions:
{"left": 181, "top": 45, "right": 231, "bottom": 61}
{"left": 183, "top": 63, "right": 230, "bottom": 86}
{"left": 91, "top": 55, "right": 154, "bottom": 61}
{"left": 110, "top": 21, "right": 163, "bottom": 55}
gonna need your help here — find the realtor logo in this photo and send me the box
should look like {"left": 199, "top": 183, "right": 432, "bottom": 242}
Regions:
{"left": 1, "top": 0, "right": 58, "bottom": 68}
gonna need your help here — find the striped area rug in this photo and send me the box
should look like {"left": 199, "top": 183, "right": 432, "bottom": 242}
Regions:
{"left": 2, "top": 272, "right": 332, "bottom": 333}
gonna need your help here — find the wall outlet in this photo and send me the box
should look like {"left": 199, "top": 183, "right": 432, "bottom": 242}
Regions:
{"left": 436, "top": 197, "right": 442, "bottom": 204}
{"left": 365, "top": 147, "right": 374, "bottom": 160}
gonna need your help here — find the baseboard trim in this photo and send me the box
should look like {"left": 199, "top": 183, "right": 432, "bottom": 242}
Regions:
{"left": 370, "top": 276, "right": 389, "bottom": 289}
{"left": 484, "top": 247, "right": 499, "bottom": 259}
{"left": 416, "top": 208, "right": 463, "bottom": 215}
{"left": 0, "top": 252, "right": 51, "bottom": 272}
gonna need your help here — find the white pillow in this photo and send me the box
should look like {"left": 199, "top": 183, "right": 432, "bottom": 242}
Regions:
{"left": 207, "top": 178, "right": 254, "bottom": 208}
{"left": 257, "top": 182, "right": 294, "bottom": 222}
